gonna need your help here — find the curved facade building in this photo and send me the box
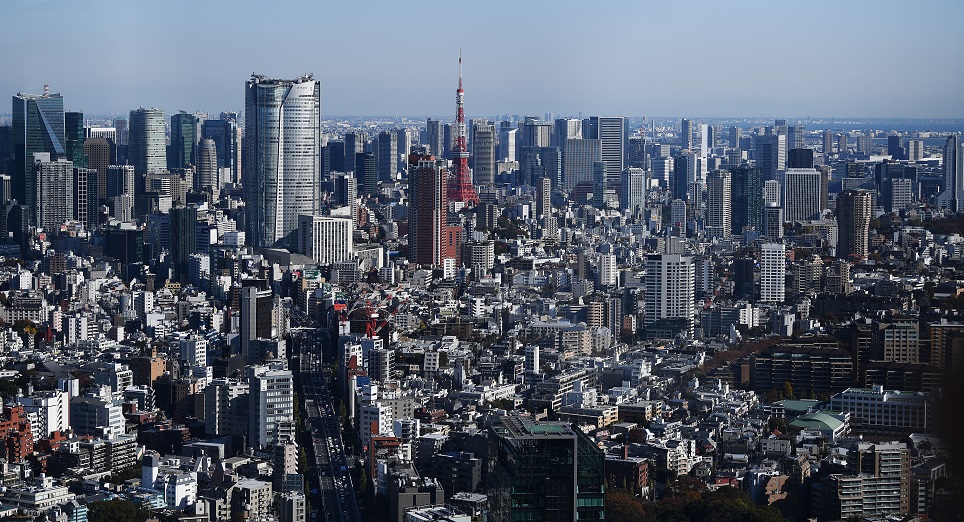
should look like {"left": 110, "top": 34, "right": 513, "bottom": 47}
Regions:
{"left": 129, "top": 108, "right": 167, "bottom": 174}
{"left": 197, "top": 138, "right": 218, "bottom": 193}
{"left": 243, "top": 75, "right": 321, "bottom": 248}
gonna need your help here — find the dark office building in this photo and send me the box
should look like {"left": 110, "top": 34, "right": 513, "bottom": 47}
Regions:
{"left": 355, "top": 151, "right": 377, "bottom": 195}
{"left": 751, "top": 341, "right": 854, "bottom": 396}
{"left": 733, "top": 257, "right": 755, "bottom": 300}
{"left": 787, "top": 148, "right": 814, "bottom": 169}
{"left": 488, "top": 415, "right": 605, "bottom": 522}
{"left": 201, "top": 115, "right": 239, "bottom": 183}
{"left": 170, "top": 206, "right": 197, "bottom": 283}
{"left": 730, "top": 165, "right": 763, "bottom": 233}
{"left": 65, "top": 111, "right": 87, "bottom": 168}
{"left": 169, "top": 111, "right": 198, "bottom": 169}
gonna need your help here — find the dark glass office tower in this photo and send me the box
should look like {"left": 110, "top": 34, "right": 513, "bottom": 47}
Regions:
{"left": 488, "top": 415, "right": 605, "bottom": 522}
{"left": 730, "top": 165, "right": 763, "bottom": 233}
{"left": 65, "top": 111, "right": 87, "bottom": 168}
{"left": 169, "top": 111, "right": 198, "bottom": 169}
{"left": 202, "top": 114, "right": 239, "bottom": 184}
{"left": 12, "top": 89, "right": 65, "bottom": 210}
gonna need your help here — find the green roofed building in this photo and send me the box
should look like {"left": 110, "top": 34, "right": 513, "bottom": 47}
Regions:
{"left": 789, "top": 411, "right": 849, "bottom": 442}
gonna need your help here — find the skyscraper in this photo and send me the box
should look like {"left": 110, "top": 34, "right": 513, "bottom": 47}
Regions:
{"left": 425, "top": 118, "right": 443, "bottom": 158}
{"left": 376, "top": 130, "right": 397, "bottom": 183}
{"left": 333, "top": 172, "right": 358, "bottom": 225}
{"left": 520, "top": 119, "right": 552, "bottom": 148}
{"left": 202, "top": 114, "right": 239, "bottom": 184}
{"left": 941, "top": 134, "right": 962, "bottom": 211}
{"left": 12, "top": 88, "right": 65, "bottom": 211}
{"left": 755, "top": 134, "right": 786, "bottom": 181}
{"left": 169, "top": 111, "right": 198, "bottom": 169}
{"left": 836, "top": 189, "right": 871, "bottom": 260}
{"left": 64, "top": 111, "right": 86, "bottom": 169}
{"left": 196, "top": 138, "right": 218, "bottom": 193}
{"left": 787, "top": 124, "right": 806, "bottom": 151}
{"left": 409, "top": 159, "right": 448, "bottom": 266}
{"left": 823, "top": 130, "right": 834, "bottom": 156}
{"left": 129, "top": 108, "right": 166, "bottom": 177}
{"left": 552, "top": 118, "right": 582, "bottom": 148}
{"left": 764, "top": 203, "right": 784, "bottom": 240}
{"left": 344, "top": 131, "right": 367, "bottom": 178}
{"left": 356, "top": 151, "right": 377, "bottom": 196}
{"left": 706, "top": 170, "right": 732, "bottom": 238}
{"left": 562, "top": 138, "right": 600, "bottom": 191}
{"left": 73, "top": 167, "right": 97, "bottom": 231}
{"left": 170, "top": 206, "right": 197, "bottom": 283}
{"left": 730, "top": 165, "right": 762, "bottom": 233}
{"left": 620, "top": 167, "right": 646, "bottom": 216}
{"left": 242, "top": 74, "right": 321, "bottom": 248}
{"left": 471, "top": 121, "right": 496, "bottom": 185}
{"left": 106, "top": 165, "right": 135, "bottom": 199}
{"left": 645, "top": 254, "right": 695, "bottom": 338}
{"left": 673, "top": 152, "right": 697, "bottom": 201}
{"left": 681, "top": 118, "right": 694, "bottom": 150}
{"left": 592, "top": 161, "right": 607, "bottom": 209}
{"left": 782, "top": 168, "right": 824, "bottom": 222}
{"left": 33, "top": 154, "right": 73, "bottom": 230}
{"left": 760, "top": 243, "right": 786, "bottom": 303}
{"left": 83, "top": 137, "right": 112, "bottom": 199}
{"left": 585, "top": 116, "right": 626, "bottom": 184}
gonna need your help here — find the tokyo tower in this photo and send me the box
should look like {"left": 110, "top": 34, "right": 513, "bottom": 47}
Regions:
{"left": 447, "top": 51, "right": 480, "bottom": 205}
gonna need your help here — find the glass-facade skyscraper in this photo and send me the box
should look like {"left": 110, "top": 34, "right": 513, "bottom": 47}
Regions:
{"left": 243, "top": 74, "right": 321, "bottom": 248}
{"left": 169, "top": 111, "right": 198, "bottom": 169}
{"left": 12, "top": 90, "right": 65, "bottom": 211}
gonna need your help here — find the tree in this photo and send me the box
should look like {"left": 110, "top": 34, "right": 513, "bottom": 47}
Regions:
{"left": 782, "top": 380, "right": 795, "bottom": 400}
{"left": 606, "top": 489, "right": 645, "bottom": 522}
{"left": 87, "top": 499, "right": 151, "bottom": 522}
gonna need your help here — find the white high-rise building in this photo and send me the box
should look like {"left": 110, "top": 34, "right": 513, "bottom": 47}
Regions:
{"left": 33, "top": 154, "right": 73, "bottom": 230}
{"left": 297, "top": 215, "right": 353, "bottom": 265}
{"left": 760, "top": 243, "right": 786, "bottom": 303}
{"left": 19, "top": 390, "right": 70, "bottom": 439}
{"left": 763, "top": 179, "right": 781, "bottom": 206}
{"left": 248, "top": 363, "right": 294, "bottom": 449}
{"left": 644, "top": 254, "right": 695, "bottom": 337}
{"left": 599, "top": 254, "right": 617, "bottom": 287}
{"left": 620, "top": 167, "right": 646, "bottom": 216}
{"left": 243, "top": 74, "right": 321, "bottom": 248}
{"left": 179, "top": 335, "right": 208, "bottom": 369}
{"left": 706, "top": 170, "right": 732, "bottom": 238}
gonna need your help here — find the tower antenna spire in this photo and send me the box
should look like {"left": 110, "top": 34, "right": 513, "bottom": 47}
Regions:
{"left": 447, "top": 50, "right": 479, "bottom": 205}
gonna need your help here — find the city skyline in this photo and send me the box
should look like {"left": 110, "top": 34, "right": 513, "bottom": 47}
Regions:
{"left": 2, "top": 0, "right": 963, "bottom": 119}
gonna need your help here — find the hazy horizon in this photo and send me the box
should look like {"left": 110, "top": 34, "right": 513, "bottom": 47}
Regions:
{"left": 3, "top": 0, "right": 963, "bottom": 119}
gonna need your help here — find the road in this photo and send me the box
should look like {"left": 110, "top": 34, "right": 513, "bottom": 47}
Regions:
{"left": 292, "top": 309, "right": 361, "bottom": 522}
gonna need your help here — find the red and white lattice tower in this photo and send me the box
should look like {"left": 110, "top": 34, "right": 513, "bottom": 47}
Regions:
{"left": 447, "top": 51, "right": 480, "bottom": 205}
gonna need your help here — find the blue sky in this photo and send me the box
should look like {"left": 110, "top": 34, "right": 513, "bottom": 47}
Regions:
{"left": 3, "top": 0, "right": 963, "bottom": 118}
